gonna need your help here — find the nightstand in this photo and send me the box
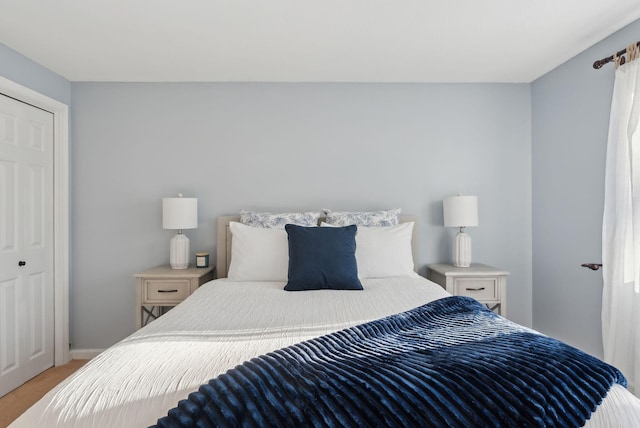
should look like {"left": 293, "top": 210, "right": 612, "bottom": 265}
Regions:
{"left": 426, "top": 263, "right": 509, "bottom": 317}
{"left": 133, "top": 265, "right": 215, "bottom": 329}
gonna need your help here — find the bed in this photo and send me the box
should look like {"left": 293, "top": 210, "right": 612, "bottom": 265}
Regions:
{"left": 10, "top": 212, "right": 640, "bottom": 427}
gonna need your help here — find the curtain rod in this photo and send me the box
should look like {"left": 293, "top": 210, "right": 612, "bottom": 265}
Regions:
{"left": 593, "top": 41, "right": 640, "bottom": 69}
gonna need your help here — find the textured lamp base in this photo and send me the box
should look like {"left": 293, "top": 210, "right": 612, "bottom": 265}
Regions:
{"left": 453, "top": 231, "right": 472, "bottom": 267}
{"left": 169, "top": 233, "right": 190, "bottom": 269}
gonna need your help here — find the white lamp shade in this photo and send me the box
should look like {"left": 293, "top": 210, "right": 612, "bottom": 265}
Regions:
{"left": 163, "top": 197, "right": 198, "bottom": 230}
{"left": 443, "top": 195, "right": 478, "bottom": 228}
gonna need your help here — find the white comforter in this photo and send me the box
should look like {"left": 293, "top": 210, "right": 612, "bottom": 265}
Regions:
{"left": 11, "top": 277, "right": 640, "bottom": 427}
{"left": 11, "top": 277, "right": 448, "bottom": 427}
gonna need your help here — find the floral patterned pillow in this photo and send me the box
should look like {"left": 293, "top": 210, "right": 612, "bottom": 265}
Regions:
{"left": 323, "top": 208, "right": 401, "bottom": 227}
{"left": 240, "top": 210, "right": 321, "bottom": 229}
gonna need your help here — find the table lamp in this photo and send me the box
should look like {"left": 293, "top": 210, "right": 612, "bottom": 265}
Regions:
{"left": 443, "top": 195, "right": 478, "bottom": 267}
{"left": 163, "top": 193, "right": 198, "bottom": 269}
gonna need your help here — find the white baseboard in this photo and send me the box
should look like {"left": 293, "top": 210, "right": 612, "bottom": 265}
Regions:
{"left": 70, "top": 348, "right": 104, "bottom": 360}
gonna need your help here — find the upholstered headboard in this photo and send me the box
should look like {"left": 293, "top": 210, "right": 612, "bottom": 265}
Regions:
{"left": 215, "top": 215, "right": 418, "bottom": 278}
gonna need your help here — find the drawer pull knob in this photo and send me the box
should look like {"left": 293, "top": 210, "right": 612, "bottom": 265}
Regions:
{"left": 158, "top": 289, "right": 178, "bottom": 293}
{"left": 465, "top": 287, "right": 486, "bottom": 291}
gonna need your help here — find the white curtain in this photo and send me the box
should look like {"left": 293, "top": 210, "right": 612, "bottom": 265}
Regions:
{"left": 602, "top": 54, "right": 640, "bottom": 395}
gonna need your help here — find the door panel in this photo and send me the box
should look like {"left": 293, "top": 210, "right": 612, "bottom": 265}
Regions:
{"left": 28, "top": 120, "right": 46, "bottom": 151}
{"left": 0, "top": 277, "right": 21, "bottom": 389}
{"left": 26, "top": 272, "right": 46, "bottom": 358}
{"left": 0, "top": 108, "right": 18, "bottom": 146}
{"left": 26, "top": 164, "right": 45, "bottom": 248}
{"left": 0, "top": 96, "right": 21, "bottom": 396}
{"left": 0, "top": 160, "right": 17, "bottom": 253}
{"left": 0, "top": 93, "right": 54, "bottom": 396}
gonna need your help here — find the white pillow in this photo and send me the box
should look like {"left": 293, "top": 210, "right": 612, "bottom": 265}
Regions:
{"left": 322, "top": 222, "right": 417, "bottom": 279}
{"left": 227, "top": 222, "right": 288, "bottom": 281}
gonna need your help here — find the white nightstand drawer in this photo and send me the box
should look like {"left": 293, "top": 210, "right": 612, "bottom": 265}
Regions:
{"left": 144, "top": 279, "right": 191, "bottom": 303}
{"left": 426, "top": 263, "right": 508, "bottom": 317}
{"left": 134, "top": 265, "right": 216, "bottom": 329}
{"left": 453, "top": 278, "right": 498, "bottom": 301}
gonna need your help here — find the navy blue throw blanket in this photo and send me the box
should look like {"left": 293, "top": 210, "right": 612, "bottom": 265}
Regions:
{"left": 154, "top": 296, "right": 626, "bottom": 428}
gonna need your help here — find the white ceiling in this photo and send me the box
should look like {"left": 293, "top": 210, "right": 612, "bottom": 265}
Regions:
{"left": 1, "top": 0, "right": 639, "bottom": 83}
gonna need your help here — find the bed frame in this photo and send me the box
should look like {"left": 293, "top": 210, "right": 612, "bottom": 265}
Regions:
{"left": 216, "top": 215, "right": 418, "bottom": 278}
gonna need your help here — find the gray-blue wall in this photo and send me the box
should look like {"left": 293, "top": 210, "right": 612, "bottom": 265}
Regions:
{"left": 0, "top": 44, "right": 70, "bottom": 105}
{"left": 0, "top": 43, "right": 532, "bottom": 351}
{"left": 70, "top": 82, "right": 532, "bottom": 349}
{"left": 531, "top": 19, "right": 640, "bottom": 358}
{"left": 4, "top": 17, "right": 638, "bottom": 355}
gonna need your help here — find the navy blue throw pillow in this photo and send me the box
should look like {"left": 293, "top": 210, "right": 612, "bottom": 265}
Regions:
{"left": 284, "top": 224, "right": 363, "bottom": 291}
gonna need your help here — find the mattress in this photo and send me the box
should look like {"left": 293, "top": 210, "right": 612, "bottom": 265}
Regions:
{"left": 11, "top": 276, "right": 640, "bottom": 427}
{"left": 10, "top": 276, "right": 450, "bottom": 427}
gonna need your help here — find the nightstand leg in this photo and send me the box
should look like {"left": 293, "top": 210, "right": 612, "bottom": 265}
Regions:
{"left": 486, "top": 303, "right": 501, "bottom": 315}
{"left": 141, "top": 306, "right": 161, "bottom": 326}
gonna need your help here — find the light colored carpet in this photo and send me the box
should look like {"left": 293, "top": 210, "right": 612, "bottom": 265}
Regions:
{"left": 0, "top": 360, "right": 88, "bottom": 428}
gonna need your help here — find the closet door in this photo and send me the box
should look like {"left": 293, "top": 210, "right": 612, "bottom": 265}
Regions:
{"left": 0, "top": 93, "right": 54, "bottom": 397}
